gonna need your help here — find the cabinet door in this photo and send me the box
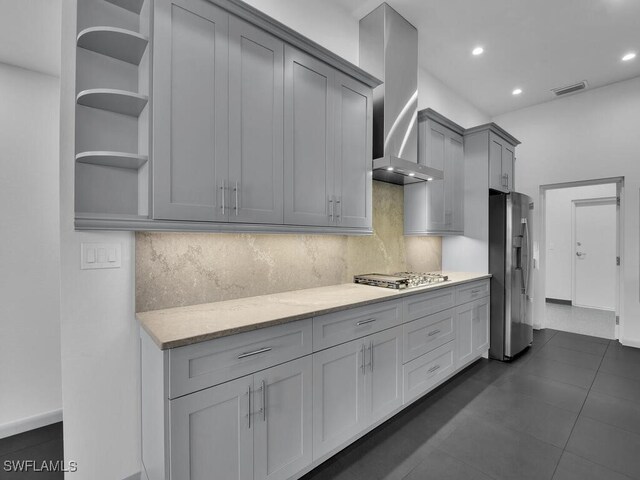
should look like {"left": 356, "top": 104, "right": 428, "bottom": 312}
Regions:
{"left": 366, "top": 326, "right": 403, "bottom": 425}
{"left": 423, "top": 121, "right": 448, "bottom": 231}
{"left": 170, "top": 376, "right": 253, "bottom": 480}
{"left": 488, "top": 132, "right": 507, "bottom": 193}
{"left": 456, "top": 301, "right": 475, "bottom": 368}
{"left": 333, "top": 72, "right": 372, "bottom": 229}
{"left": 254, "top": 357, "right": 312, "bottom": 480}
{"left": 284, "top": 46, "right": 334, "bottom": 226}
{"left": 447, "top": 132, "right": 465, "bottom": 233}
{"left": 312, "top": 338, "right": 366, "bottom": 460}
{"left": 473, "top": 297, "right": 490, "bottom": 355}
{"left": 503, "top": 143, "right": 515, "bottom": 192}
{"left": 228, "top": 17, "right": 284, "bottom": 224}
{"left": 153, "top": 0, "right": 229, "bottom": 221}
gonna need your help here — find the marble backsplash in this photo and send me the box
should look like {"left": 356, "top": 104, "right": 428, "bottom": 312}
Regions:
{"left": 136, "top": 181, "right": 441, "bottom": 312}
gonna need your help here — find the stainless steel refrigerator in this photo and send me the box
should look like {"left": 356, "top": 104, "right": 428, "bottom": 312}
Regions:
{"left": 489, "top": 192, "right": 534, "bottom": 361}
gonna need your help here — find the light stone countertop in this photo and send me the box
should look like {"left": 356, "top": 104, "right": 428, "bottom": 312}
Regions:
{"left": 137, "top": 272, "right": 491, "bottom": 350}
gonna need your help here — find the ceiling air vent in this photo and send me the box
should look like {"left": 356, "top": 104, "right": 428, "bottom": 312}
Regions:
{"left": 552, "top": 81, "right": 588, "bottom": 96}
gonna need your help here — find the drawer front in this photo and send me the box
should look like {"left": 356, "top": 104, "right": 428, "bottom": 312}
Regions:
{"left": 403, "top": 286, "right": 456, "bottom": 321}
{"left": 403, "top": 307, "right": 456, "bottom": 364}
{"left": 169, "top": 319, "right": 312, "bottom": 398}
{"left": 403, "top": 341, "right": 456, "bottom": 404}
{"left": 456, "top": 280, "right": 490, "bottom": 305}
{"left": 313, "top": 300, "right": 401, "bottom": 351}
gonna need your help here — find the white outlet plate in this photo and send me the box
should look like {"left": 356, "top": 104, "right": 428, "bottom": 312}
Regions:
{"left": 81, "top": 243, "right": 121, "bottom": 270}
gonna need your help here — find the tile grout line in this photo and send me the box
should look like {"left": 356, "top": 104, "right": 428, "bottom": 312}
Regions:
{"left": 549, "top": 339, "right": 612, "bottom": 479}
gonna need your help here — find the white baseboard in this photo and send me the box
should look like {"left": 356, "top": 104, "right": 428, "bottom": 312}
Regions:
{"left": 0, "top": 409, "right": 63, "bottom": 439}
{"left": 619, "top": 337, "right": 640, "bottom": 349}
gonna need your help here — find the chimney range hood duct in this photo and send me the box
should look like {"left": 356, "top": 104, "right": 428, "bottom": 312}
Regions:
{"left": 359, "top": 3, "right": 443, "bottom": 185}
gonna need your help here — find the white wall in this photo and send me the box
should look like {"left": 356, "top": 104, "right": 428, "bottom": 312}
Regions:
{"left": 493, "top": 76, "right": 640, "bottom": 346}
{"left": 545, "top": 184, "right": 616, "bottom": 301}
{"left": 0, "top": 0, "right": 62, "bottom": 438}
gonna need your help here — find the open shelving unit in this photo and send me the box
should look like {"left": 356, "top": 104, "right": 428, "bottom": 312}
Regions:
{"left": 77, "top": 26, "right": 149, "bottom": 65}
{"left": 74, "top": 0, "right": 151, "bottom": 220}
{"left": 76, "top": 151, "right": 148, "bottom": 169}
{"left": 77, "top": 88, "right": 148, "bottom": 116}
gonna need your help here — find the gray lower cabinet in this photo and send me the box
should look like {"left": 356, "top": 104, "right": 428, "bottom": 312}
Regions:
{"left": 170, "top": 356, "right": 312, "bottom": 480}
{"left": 312, "top": 325, "right": 402, "bottom": 460}
{"left": 405, "top": 109, "right": 464, "bottom": 235}
{"left": 153, "top": 0, "right": 230, "bottom": 221}
{"left": 284, "top": 47, "right": 373, "bottom": 229}
{"left": 456, "top": 296, "right": 490, "bottom": 368}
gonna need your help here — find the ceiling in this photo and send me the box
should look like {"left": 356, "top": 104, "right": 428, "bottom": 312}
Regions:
{"left": 330, "top": 0, "right": 640, "bottom": 116}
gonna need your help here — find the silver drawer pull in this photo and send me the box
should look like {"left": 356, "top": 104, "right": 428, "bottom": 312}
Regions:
{"left": 356, "top": 318, "right": 377, "bottom": 326}
{"left": 428, "top": 329, "right": 441, "bottom": 337}
{"left": 238, "top": 347, "right": 272, "bottom": 359}
{"left": 428, "top": 365, "right": 441, "bottom": 373}
{"left": 471, "top": 289, "right": 482, "bottom": 295}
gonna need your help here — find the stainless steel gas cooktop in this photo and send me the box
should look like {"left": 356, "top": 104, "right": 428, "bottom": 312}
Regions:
{"left": 353, "top": 272, "right": 449, "bottom": 290}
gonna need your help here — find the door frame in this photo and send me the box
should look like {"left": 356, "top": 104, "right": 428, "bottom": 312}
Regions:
{"left": 538, "top": 177, "right": 624, "bottom": 339}
{"left": 570, "top": 197, "right": 617, "bottom": 311}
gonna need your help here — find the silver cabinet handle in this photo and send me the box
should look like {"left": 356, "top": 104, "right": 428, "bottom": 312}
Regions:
{"left": 428, "top": 365, "right": 440, "bottom": 373}
{"left": 238, "top": 347, "right": 272, "bottom": 359}
{"left": 356, "top": 318, "right": 376, "bottom": 326}
{"left": 260, "top": 380, "right": 266, "bottom": 422}
{"left": 369, "top": 340, "right": 373, "bottom": 371}
{"left": 328, "top": 197, "right": 334, "bottom": 221}
{"left": 336, "top": 196, "right": 341, "bottom": 223}
{"left": 427, "top": 329, "right": 441, "bottom": 337}
{"left": 471, "top": 289, "right": 482, "bottom": 296}
{"left": 220, "top": 180, "right": 226, "bottom": 213}
{"left": 361, "top": 343, "right": 366, "bottom": 372}
{"left": 247, "top": 386, "right": 251, "bottom": 429}
{"left": 234, "top": 181, "right": 239, "bottom": 216}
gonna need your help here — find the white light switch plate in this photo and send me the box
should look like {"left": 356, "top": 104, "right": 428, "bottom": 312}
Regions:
{"left": 81, "top": 243, "right": 121, "bottom": 269}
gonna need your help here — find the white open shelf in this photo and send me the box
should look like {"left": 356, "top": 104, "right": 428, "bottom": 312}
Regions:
{"left": 77, "top": 88, "right": 148, "bottom": 117}
{"left": 104, "top": 0, "right": 144, "bottom": 14}
{"left": 76, "top": 151, "right": 148, "bottom": 169}
{"left": 77, "top": 27, "right": 148, "bottom": 65}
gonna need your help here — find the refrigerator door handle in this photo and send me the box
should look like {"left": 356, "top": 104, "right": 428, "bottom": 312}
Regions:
{"left": 522, "top": 220, "right": 530, "bottom": 296}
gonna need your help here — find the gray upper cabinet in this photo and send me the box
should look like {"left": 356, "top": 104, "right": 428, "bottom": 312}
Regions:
{"left": 405, "top": 109, "right": 464, "bottom": 235}
{"left": 229, "top": 17, "right": 284, "bottom": 224}
{"left": 76, "top": 0, "right": 381, "bottom": 232}
{"left": 466, "top": 124, "right": 520, "bottom": 194}
{"left": 284, "top": 47, "right": 335, "bottom": 227}
{"left": 153, "top": 0, "right": 229, "bottom": 221}
{"left": 333, "top": 72, "right": 373, "bottom": 229}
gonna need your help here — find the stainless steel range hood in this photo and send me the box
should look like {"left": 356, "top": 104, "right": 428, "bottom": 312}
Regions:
{"left": 359, "top": 3, "right": 443, "bottom": 185}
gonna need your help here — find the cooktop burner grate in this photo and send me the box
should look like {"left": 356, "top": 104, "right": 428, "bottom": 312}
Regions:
{"left": 353, "top": 272, "right": 449, "bottom": 289}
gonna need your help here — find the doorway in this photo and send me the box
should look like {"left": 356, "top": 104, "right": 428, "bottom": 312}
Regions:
{"left": 540, "top": 178, "right": 622, "bottom": 340}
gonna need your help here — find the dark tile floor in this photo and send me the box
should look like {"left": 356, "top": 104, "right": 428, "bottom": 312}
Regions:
{"left": 302, "top": 329, "right": 640, "bottom": 480}
{"left": 0, "top": 422, "right": 63, "bottom": 479}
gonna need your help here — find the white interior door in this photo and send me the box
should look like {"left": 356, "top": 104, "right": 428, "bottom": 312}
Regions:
{"left": 573, "top": 198, "right": 617, "bottom": 310}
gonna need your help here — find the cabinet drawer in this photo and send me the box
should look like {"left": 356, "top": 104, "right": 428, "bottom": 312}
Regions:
{"left": 403, "top": 307, "right": 456, "bottom": 363}
{"left": 169, "top": 319, "right": 312, "bottom": 398}
{"left": 313, "top": 300, "right": 401, "bottom": 351}
{"left": 456, "top": 280, "right": 490, "bottom": 305}
{"left": 403, "top": 286, "right": 456, "bottom": 321}
{"left": 403, "top": 341, "right": 456, "bottom": 404}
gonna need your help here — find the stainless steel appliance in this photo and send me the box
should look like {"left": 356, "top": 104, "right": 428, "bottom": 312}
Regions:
{"left": 354, "top": 272, "right": 449, "bottom": 289}
{"left": 489, "top": 192, "right": 533, "bottom": 361}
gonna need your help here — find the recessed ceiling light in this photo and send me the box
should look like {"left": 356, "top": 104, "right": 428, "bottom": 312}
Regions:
{"left": 427, "top": 177, "right": 433, "bottom": 182}
{"left": 512, "top": 88, "right": 523, "bottom": 95}
{"left": 622, "top": 52, "right": 637, "bottom": 62}
{"left": 408, "top": 173, "right": 415, "bottom": 177}
{"left": 472, "top": 46, "right": 484, "bottom": 56}
{"left": 386, "top": 167, "right": 394, "bottom": 171}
